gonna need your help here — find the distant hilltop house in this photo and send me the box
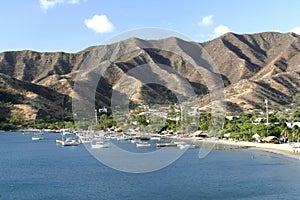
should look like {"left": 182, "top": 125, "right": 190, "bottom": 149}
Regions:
{"left": 225, "top": 116, "right": 240, "bottom": 120}
{"left": 98, "top": 107, "right": 108, "bottom": 113}
{"left": 254, "top": 117, "right": 265, "bottom": 123}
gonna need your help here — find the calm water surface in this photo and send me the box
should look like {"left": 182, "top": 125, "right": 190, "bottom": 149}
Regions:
{"left": 1, "top": 132, "right": 300, "bottom": 200}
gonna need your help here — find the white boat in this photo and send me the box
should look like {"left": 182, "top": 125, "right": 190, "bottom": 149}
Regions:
{"left": 105, "top": 134, "right": 117, "bottom": 139}
{"left": 131, "top": 139, "right": 140, "bottom": 144}
{"left": 62, "top": 137, "right": 79, "bottom": 146}
{"left": 136, "top": 142, "right": 151, "bottom": 147}
{"left": 56, "top": 139, "right": 63, "bottom": 145}
{"left": 116, "top": 135, "right": 132, "bottom": 141}
{"left": 150, "top": 136, "right": 161, "bottom": 141}
{"left": 78, "top": 133, "right": 91, "bottom": 144}
{"left": 178, "top": 144, "right": 196, "bottom": 149}
{"left": 79, "top": 136, "right": 91, "bottom": 144}
{"left": 32, "top": 132, "right": 44, "bottom": 141}
{"left": 77, "top": 131, "right": 96, "bottom": 143}
{"left": 91, "top": 139, "right": 110, "bottom": 148}
{"left": 174, "top": 141, "right": 186, "bottom": 145}
{"left": 60, "top": 129, "right": 73, "bottom": 135}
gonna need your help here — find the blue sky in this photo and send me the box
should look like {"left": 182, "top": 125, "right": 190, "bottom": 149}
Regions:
{"left": 1, "top": 0, "right": 300, "bottom": 53}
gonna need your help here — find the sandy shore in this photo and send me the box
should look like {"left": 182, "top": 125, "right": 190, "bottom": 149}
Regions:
{"left": 216, "top": 139, "right": 300, "bottom": 160}
{"left": 171, "top": 136, "right": 300, "bottom": 160}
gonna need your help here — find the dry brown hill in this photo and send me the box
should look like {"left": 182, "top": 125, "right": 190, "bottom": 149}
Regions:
{"left": 0, "top": 32, "right": 299, "bottom": 120}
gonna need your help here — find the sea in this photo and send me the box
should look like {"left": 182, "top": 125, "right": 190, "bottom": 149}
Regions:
{"left": 1, "top": 131, "right": 300, "bottom": 200}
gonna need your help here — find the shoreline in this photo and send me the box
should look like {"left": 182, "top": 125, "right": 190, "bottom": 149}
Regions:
{"left": 170, "top": 136, "right": 300, "bottom": 160}
{"left": 3, "top": 131, "right": 300, "bottom": 161}
{"left": 156, "top": 136, "right": 300, "bottom": 161}
{"left": 216, "top": 139, "right": 300, "bottom": 161}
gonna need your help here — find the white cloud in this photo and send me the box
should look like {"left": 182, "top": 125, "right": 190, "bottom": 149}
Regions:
{"left": 290, "top": 27, "right": 300, "bottom": 35}
{"left": 198, "top": 15, "right": 214, "bottom": 26}
{"left": 67, "top": 0, "right": 79, "bottom": 4}
{"left": 39, "top": 0, "right": 79, "bottom": 11}
{"left": 84, "top": 14, "right": 114, "bottom": 33}
{"left": 40, "top": 0, "right": 62, "bottom": 10}
{"left": 213, "top": 25, "right": 231, "bottom": 37}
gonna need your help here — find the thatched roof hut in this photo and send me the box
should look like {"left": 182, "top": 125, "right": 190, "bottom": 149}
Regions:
{"left": 252, "top": 133, "right": 261, "bottom": 142}
{"left": 262, "top": 136, "right": 279, "bottom": 144}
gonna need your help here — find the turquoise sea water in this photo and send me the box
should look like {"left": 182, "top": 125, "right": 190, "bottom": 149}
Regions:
{"left": 1, "top": 132, "right": 300, "bottom": 200}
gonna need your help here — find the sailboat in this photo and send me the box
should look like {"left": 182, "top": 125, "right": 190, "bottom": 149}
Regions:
{"left": 91, "top": 137, "right": 110, "bottom": 148}
{"left": 62, "top": 137, "right": 79, "bottom": 146}
{"left": 32, "top": 132, "right": 44, "bottom": 140}
{"left": 56, "top": 129, "right": 79, "bottom": 146}
{"left": 31, "top": 120, "right": 44, "bottom": 141}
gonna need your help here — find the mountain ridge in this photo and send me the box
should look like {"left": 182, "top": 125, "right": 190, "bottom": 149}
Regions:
{"left": 0, "top": 32, "right": 299, "bottom": 120}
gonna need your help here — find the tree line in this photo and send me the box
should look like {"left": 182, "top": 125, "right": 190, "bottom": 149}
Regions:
{"left": 1, "top": 109, "right": 300, "bottom": 142}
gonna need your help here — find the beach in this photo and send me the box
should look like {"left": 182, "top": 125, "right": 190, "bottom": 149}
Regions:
{"left": 169, "top": 136, "right": 300, "bottom": 160}
{"left": 216, "top": 139, "right": 300, "bottom": 160}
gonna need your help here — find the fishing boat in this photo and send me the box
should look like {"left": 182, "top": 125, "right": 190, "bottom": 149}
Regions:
{"left": 56, "top": 139, "right": 63, "bottom": 145}
{"left": 62, "top": 137, "right": 79, "bottom": 146}
{"left": 91, "top": 138, "right": 110, "bottom": 148}
{"left": 140, "top": 136, "right": 150, "bottom": 141}
{"left": 77, "top": 131, "right": 92, "bottom": 144}
{"left": 32, "top": 132, "right": 44, "bottom": 141}
{"left": 79, "top": 135, "right": 91, "bottom": 144}
{"left": 56, "top": 132, "right": 64, "bottom": 145}
{"left": 136, "top": 142, "right": 151, "bottom": 147}
{"left": 106, "top": 135, "right": 117, "bottom": 140}
{"left": 150, "top": 136, "right": 161, "bottom": 141}
{"left": 178, "top": 144, "right": 196, "bottom": 149}
{"left": 31, "top": 119, "right": 44, "bottom": 141}
{"left": 116, "top": 134, "right": 132, "bottom": 141}
{"left": 131, "top": 139, "right": 140, "bottom": 144}
{"left": 60, "top": 129, "right": 73, "bottom": 135}
{"left": 156, "top": 143, "right": 177, "bottom": 148}
{"left": 56, "top": 129, "right": 78, "bottom": 145}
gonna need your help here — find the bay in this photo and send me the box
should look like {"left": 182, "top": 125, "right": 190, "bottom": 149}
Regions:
{"left": 0, "top": 132, "right": 300, "bottom": 200}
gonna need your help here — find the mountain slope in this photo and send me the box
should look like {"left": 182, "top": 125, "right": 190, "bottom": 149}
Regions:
{"left": 202, "top": 32, "right": 300, "bottom": 111}
{"left": 0, "top": 32, "right": 299, "bottom": 119}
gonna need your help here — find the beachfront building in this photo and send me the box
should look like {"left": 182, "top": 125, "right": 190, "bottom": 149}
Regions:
{"left": 286, "top": 121, "right": 300, "bottom": 129}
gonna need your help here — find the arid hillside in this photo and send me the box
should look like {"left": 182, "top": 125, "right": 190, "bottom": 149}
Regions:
{"left": 0, "top": 32, "right": 299, "bottom": 120}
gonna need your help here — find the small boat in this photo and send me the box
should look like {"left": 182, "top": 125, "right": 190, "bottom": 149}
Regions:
{"left": 32, "top": 132, "right": 44, "bottom": 141}
{"left": 60, "top": 129, "right": 73, "bottom": 135}
{"left": 156, "top": 143, "right": 177, "bottom": 148}
{"left": 131, "top": 139, "right": 140, "bottom": 144}
{"left": 150, "top": 136, "right": 161, "bottom": 141}
{"left": 56, "top": 139, "right": 63, "bottom": 145}
{"left": 140, "top": 137, "right": 150, "bottom": 141}
{"left": 178, "top": 144, "right": 196, "bottom": 149}
{"left": 62, "top": 137, "right": 79, "bottom": 146}
{"left": 91, "top": 139, "right": 110, "bottom": 148}
{"left": 174, "top": 141, "right": 186, "bottom": 145}
{"left": 106, "top": 135, "right": 117, "bottom": 140}
{"left": 116, "top": 135, "right": 132, "bottom": 141}
{"left": 136, "top": 142, "right": 151, "bottom": 147}
{"left": 78, "top": 135, "right": 91, "bottom": 144}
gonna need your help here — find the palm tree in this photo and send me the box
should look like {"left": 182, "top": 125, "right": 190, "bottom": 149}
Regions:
{"left": 292, "top": 125, "right": 300, "bottom": 142}
{"left": 280, "top": 122, "right": 289, "bottom": 142}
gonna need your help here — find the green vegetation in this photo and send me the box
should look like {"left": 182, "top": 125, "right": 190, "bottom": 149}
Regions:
{"left": 198, "top": 114, "right": 211, "bottom": 131}
{"left": 1, "top": 104, "right": 300, "bottom": 143}
{"left": 0, "top": 114, "right": 75, "bottom": 131}
{"left": 222, "top": 121, "right": 282, "bottom": 141}
{"left": 97, "top": 113, "right": 117, "bottom": 129}
{"left": 219, "top": 112, "right": 300, "bottom": 142}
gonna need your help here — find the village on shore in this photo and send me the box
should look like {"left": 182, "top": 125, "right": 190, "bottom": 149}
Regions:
{"left": 4, "top": 99, "right": 299, "bottom": 159}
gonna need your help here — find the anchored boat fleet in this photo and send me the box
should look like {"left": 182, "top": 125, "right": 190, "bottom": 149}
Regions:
{"left": 50, "top": 129, "right": 198, "bottom": 149}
